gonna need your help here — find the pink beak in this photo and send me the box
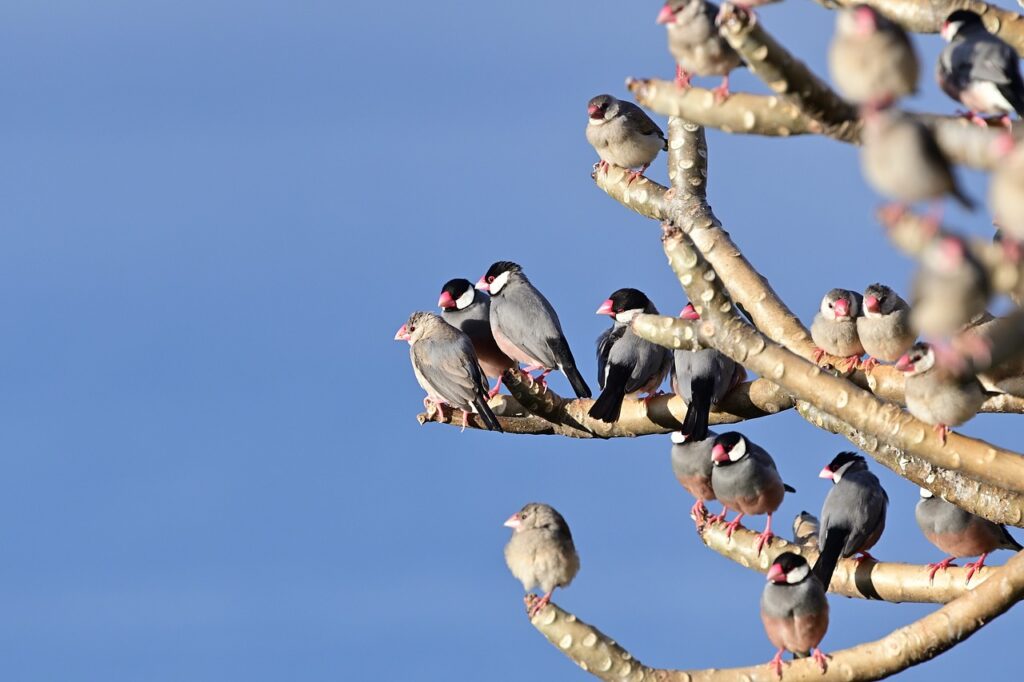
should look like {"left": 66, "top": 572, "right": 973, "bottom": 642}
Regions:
{"left": 588, "top": 104, "right": 601, "bottom": 118}
{"left": 596, "top": 299, "right": 615, "bottom": 316}
{"left": 503, "top": 513, "right": 522, "bottom": 529}
{"left": 475, "top": 276, "right": 490, "bottom": 292}
{"left": 656, "top": 5, "right": 675, "bottom": 24}
{"left": 766, "top": 563, "right": 786, "bottom": 583}
{"left": 833, "top": 298, "right": 850, "bottom": 318}
{"left": 818, "top": 466, "right": 834, "bottom": 480}
{"left": 394, "top": 324, "right": 410, "bottom": 341}
{"left": 438, "top": 291, "right": 457, "bottom": 309}
{"left": 864, "top": 295, "right": 879, "bottom": 313}
{"left": 895, "top": 354, "right": 914, "bottom": 372}
{"left": 680, "top": 304, "right": 700, "bottom": 321}
{"left": 711, "top": 444, "right": 728, "bottom": 463}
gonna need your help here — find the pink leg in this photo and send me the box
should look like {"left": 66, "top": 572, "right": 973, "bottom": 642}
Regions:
{"left": 674, "top": 65, "right": 692, "bottom": 89}
{"left": 529, "top": 589, "right": 554, "bottom": 617}
{"left": 709, "top": 505, "right": 730, "bottom": 524}
{"left": 1000, "top": 236, "right": 1023, "bottom": 263}
{"left": 860, "top": 356, "right": 879, "bottom": 372}
{"left": 711, "top": 75, "right": 731, "bottom": 103}
{"left": 877, "top": 202, "right": 908, "bottom": 227}
{"left": 1000, "top": 115, "right": 1013, "bottom": 130}
{"left": 768, "top": 649, "right": 786, "bottom": 679}
{"left": 690, "top": 499, "right": 708, "bottom": 529}
{"left": 811, "top": 347, "right": 826, "bottom": 365}
{"left": 934, "top": 424, "right": 950, "bottom": 446}
{"left": 927, "top": 556, "right": 958, "bottom": 583}
{"left": 964, "top": 552, "right": 989, "bottom": 584}
{"left": 487, "top": 375, "right": 504, "bottom": 399}
{"left": 723, "top": 512, "right": 745, "bottom": 539}
{"left": 811, "top": 648, "right": 829, "bottom": 673}
{"left": 532, "top": 369, "right": 552, "bottom": 393}
{"left": 840, "top": 355, "right": 862, "bottom": 373}
{"left": 598, "top": 159, "right": 610, "bottom": 174}
{"left": 755, "top": 514, "right": 775, "bottom": 555}
{"left": 461, "top": 410, "right": 470, "bottom": 433}
{"left": 853, "top": 550, "right": 877, "bottom": 565}
{"left": 626, "top": 162, "right": 650, "bottom": 185}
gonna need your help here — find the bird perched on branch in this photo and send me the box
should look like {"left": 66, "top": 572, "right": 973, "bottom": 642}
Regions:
{"left": 477, "top": 262, "right": 591, "bottom": 399}
{"left": 670, "top": 429, "right": 719, "bottom": 527}
{"left": 990, "top": 136, "right": 1024, "bottom": 253}
{"left": 761, "top": 552, "right": 830, "bottom": 678}
{"left": 438, "top": 278, "right": 514, "bottom": 397}
{"left": 504, "top": 503, "right": 579, "bottom": 617}
{"left": 810, "top": 288, "right": 864, "bottom": 372}
{"left": 828, "top": 4, "right": 919, "bottom": 107}
{"left": 965, "top": 312, "right": 1024, "bottom": 398}
{"left": 590, "top": 288, "right": 672, "bottom": 423}
{"left": 656, "top": 0, "right": 742, "bottom": 102}
{"left": 911, "top": 235, "right": 990, "bottom": 339}
{"left": 586, "top": 95, "right": 666, "bottom": 185}
{"left": 395, "top": 311, "right": 502, "bottom": 432}
{"left": 937, "top": 10, "right": 1024, "bottom": 128}
{"left": 897, "top": 342, "right": 986, "bottom": 444}
{"left": 710, "top": 432, "right": 794, "bottom": 555}
{"left": 915, "top": 487, "right": 1022, "bottom": 584}
{"left": 856, "top": 283, "right": 915, "bottom": 370}
{"left": 812, "top": 452, "right": 888, "bottom": 590}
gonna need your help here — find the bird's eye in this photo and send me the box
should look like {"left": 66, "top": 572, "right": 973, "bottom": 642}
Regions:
{"left": 408, "top": 326, "right": 415, "bottom": 332}
{"left": 828, "top": 302, "right": 833, "bottom": 308}
{"left": 487, "top": 276, "right": 495, "bottom": 283}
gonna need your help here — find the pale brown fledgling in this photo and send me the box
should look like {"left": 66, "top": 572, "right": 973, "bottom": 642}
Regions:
{"left": 990, "top": 138, "right": 1024, "bottom": 247}
{"left": 896, "top": 342, "right": 986, "bottom": 443}
{"left": 586, "top": 94, "right": 667, "bottom": 184}
{"left": 911, "top": 236, "right": 990, "bottom": 339}
{"left": 811, "top": 288, "right": 864, "bottom": 372}
{"left": 656, "top": 0, "right": 743, "bottom": 101}
{"left": 504, "top": 503, "right": 580, "bottom": 617}
{"left": 829, "top": 4, "right": 918, "bottom": 107}
{"left": 856, "top": 283, "right": 915, "bottom": 369}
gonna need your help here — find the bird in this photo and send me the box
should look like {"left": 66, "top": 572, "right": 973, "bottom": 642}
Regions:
{"left": 670, "top": 429, "right": 719, "bottom": 526}
{"left": 937, "top": 10, "right": 1024, "bottom": 128}
{"left": 911, "top": 235, "right": 990, "bottom": 339}
{"left": 586, "top": 95, "right": 667, "bottom": 184}
{"left": 761, "top": 552, "right": 830, "bottom": 678}
{"left": 503, "top": 503, "right": 580, "bottom": 617}
{"left": 710, "top": 432, "right": 795, "bottom": 554}
{"left": 476, "top": 262, "right": 591, "bottom": 399}
{"left": 828, "top": 4, "right": 919, "bottom": 107}
{"left": 915, "top": 487, "right": 1022, "bottom": 584}
{"left": 856, "top": 283, "right": 915, "bottom": 370}
{"left": 990, "top": 136, "right": 1024, "bottom": 250}
{"left": 590, "top": 288, "right": 672, "bottom": 423}
{"left": 859, "top": 108, "right": 975, "bottom": 217}
{"left": 896, "top": 342, "right": 986, "bottom": 444}
{"left": 812, "top": 452, "right": 888, "bottom": 590}
{"left": 656, "top": 0, "right": 743, "bottom": 102}
{"left": 395, "top": 311, "right": 502, "bottom": 432}
{"left": 966, "top": 312, "right": 1024, "bottom": 397}
{"left": 810, "top": 288, "right": 864, "bottom": 372}
{"left": 438, "top": 278, "right": 515, "bottom": 397}
{"left": 672, "top": 302, "right": 745, "bottom": 439}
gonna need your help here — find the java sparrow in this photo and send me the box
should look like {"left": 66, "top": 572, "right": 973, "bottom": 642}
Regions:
{"left": 476, "top": 262, "right": 592, "bottom": 399}
{"left": 590, "top": 288, "right": 672, "bottom": 423}
{"left": 503, "top": 502, "right": 580, "bottom": 617}
{"left": 656, "top": 0, "right": 743, "bottom": 101}
{"left": 916, "top": 487, "right": 1022, "bottom": 584}
{"left": 812, "top": 453, "right": 888, "bottom": 590}
{"left": 990, "top": 137, "right": 1024, "bottom": 246}
{"left": 710, "top": 432, "right": 795, "bottom": 555}
{"left": 910, "top": 235, "right": 990, "bottom": 339}
{"left": 761, "top": 552, "right": 830, "bottom": 678}
{"left": 670, "top": 429, "right": 719, "bottom": 526}
{"left": 395, "top": 311, "right": 503, "bottom": 432}
{"left": 856, "top": 283, "right": 915, "bottom": 369}
{"left": 966, "top": 311, "right": 1024, "bottom": 397}
{"left": 810, "top": 289, "right": 864, "bottom": 372}
{"left": 586, "top": 95, "right": 667, "bottom": 184}
{"left": 938, "top": 10, "right": 1024, "bottom": 127}
{"left": 828, "top": 4, "right": 919, "bottom": 107}
{"left": 672, "top": 302, "right": 745, "bottom": 440}
{"left": 896, "top": 342, "right": 986, "bottom": 444}
{"left": 438, "top": 278, "right": 515, "bottom": 397}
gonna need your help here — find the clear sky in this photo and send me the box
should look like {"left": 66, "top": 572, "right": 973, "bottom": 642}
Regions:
{"left": 1, "top": 1, "right": 1021, "bottom": 679}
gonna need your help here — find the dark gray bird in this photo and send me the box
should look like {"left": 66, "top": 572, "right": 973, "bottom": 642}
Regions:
{"left": 911, "top": 235, "right": 990, "bottom": 338}
{"left": 504, "top": 503, "right": 580, "bottom": 617}
{"left": 586, "top": 95, "right": 667, "bottom": 184}
{"left": 590, "top": 288, "right": 672, "bottom": 423}
{"left": 438, "top": 278, "right": 515, "bottom": 397}
{"left": 656, "top": 0, "right": 742, "bottom": 101}
{"left": 810, "top": 289, "right": 864, "bottom": 372}
{"left": 761, "top": 552, "right": 830, "bottom": 678}
{"left": 477, "top": 262, "right": 591, "bottom": 399}
{"left": 395, "top": 311, "right": 502, "bottom": 432}
{"left": 916, "top": 487, "right": 1022, "bottom": 584}
{"left": 672, "top": 302, "right": 745, "bottom": 439}
{"left": 829, "top": 4, "right": 919, "bottom": 106}
{"left": 670, "top": 429, "right": 718, "bottom": 525}
{"left": 938, "top": 10, "right": 1024, "bottom": 127}
{"left": 710, "top": 432, "right": 795, "bottom": 555}
{"left": 813, "top": 453, "right": 888, "bottom": 590}
{"left": 856, "top": 283, "right": 915, "bottom": 369}
{"left": 897, "top": 342, "right": 986, "bottom": 444}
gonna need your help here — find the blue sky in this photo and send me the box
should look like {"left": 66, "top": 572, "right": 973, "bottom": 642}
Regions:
{"left": 0, "top": 1, "right": 1020, "bottom": 679}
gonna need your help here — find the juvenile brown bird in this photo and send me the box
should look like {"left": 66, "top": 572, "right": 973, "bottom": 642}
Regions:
{"left": 990, "top": 136, "right": 1024, "bottom": 249}
{"left": 896, "top": 342, "right": 986, "bottom": 444}
{"left": 586, "top": 94, "right": 667, "bottom": 184}
{"left": 438, "top": 278, "right": 514, "bottom": 397}
{"left": 503, "top": 503, "right": 580, "bottom": 617}
{"left": 828, "top": 4, "right": 918, "bottom": 107}
{"left": 670, "top": 429, "right": 719, "bottom": 526}
{"left": 856, "top": 283, "right": 915, "bottom": 370}
{"left": 761, "top": 552, "right": 830, "bottom": 678}
{"left": 911, "top": 235, "right": 990, "bottom": 339}
{"left": 656, "top": 0, "right": 743, "bottom": 101}
{"left": 810, "top": 289, "right": 864, "bottom": 372}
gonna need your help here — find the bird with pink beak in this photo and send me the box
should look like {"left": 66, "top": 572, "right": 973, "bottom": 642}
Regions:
{"left": 810, "top": 288, "right": 864, "bottom": 373}
{"left": 761, "top": 552, "right": 830, "bottom": 677}
{"left": 585, "top": 94, "right": 666, "bottom": 184}
{"left": 436, "top": 278, "right": 513, "bottom": 397}
{"left": 897, "top": 342, "right": 985, "bottom": 445}
{"left": 503, "top": 503, "right": 579, "bottom": 618}
{"left": 855, "top": 283, "right": 914, "bottom": 371}
{"left": 656, "top": 0, "right": 742, "bottom": 101}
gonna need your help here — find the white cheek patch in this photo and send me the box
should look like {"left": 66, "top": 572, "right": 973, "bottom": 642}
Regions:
{"left": 455, "top": 287, "right": 475, "bottom": 310}
{"left": 589, "top": 116, "right": 607, "bottom": 126}
{"left": 729, "top": 437, "right": 747, "bottom": 461}
{"left": 490, "top": 271, "right": 511, "bottom": 294}
{"left": 820, "top": 298, "right": 835, "bottom": 320}
{"left": 919, "top": 487, "right": 934, "bottom": 499}
{"left": 671, "top": 431, "right": 688, "bottom": 445}
{"left": 831, "top": 468, "right": 844, "bottom": 484}
{"left": 787, "top": 563, "right": 810, "bottom": 584}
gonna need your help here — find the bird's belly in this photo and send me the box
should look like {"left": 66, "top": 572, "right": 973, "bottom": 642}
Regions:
{"left": 761, "top": 611, "right": 828, "bottom": 655}
{"left": 491, "top": 323, "right": 545, "bottom": 368}
{"left": 675, "top": 473, "right": 716, "bottom": 502}
{"left": 600, "top": 135, "right": 663, "bottom": 170}
{"left": 925, "top": 527, "right": 1000, "bottom": 558}
{"left": 960, "top": 81, "right": 1014, "bottom": 115}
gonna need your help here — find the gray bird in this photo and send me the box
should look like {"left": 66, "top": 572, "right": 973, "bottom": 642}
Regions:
{"left": 710, "top": 432, "right": 795, "bottom": 555}
{"left": 672, "top": 302, "right": 745, "bottom": 439}
{"left": 477, "top": 262, "right": 591, "bottom": 399}
{"left": 810, "top": 288, "right": 864, "bottom": 372}
{"left": 438, "top": 278, "right": 515, "bottom": 397}
{"left": 860, "top": 108, "right": 975, "bottom": 213}
{"left": 856, "top": 283, "right": 915, "bottom": 369}
{"left": 967, "top": 312, "right": 1024, "bottom": 397}
{"left": 829, "top": 4, "right": 919, "bottom": 107}
{"left": 938, "top": 10, "right": 1024, "bottom": 127}
{"left": 990, "top": 137, "right": 1024, "bottom": 246}
{"left": 586, "top": 95, "right": 667, "bottom": 184}
{"left": 395, "top": 311, "right": 502, "bottom": 432}
{"left": 503, "top": 502, "right": 580, "bottom": 617}
{"left": 670, "top": 429, "right": 719, "bottom": 525}
{"left": 590, "top": 288, "right": 672, "bottom": 423}
{"left": 911, "top": 235, "right": 990, "bottom": 338}
{"left": 761, "top": 552, "right": 830, "bottom": 678}
{"left": 656, "top": 0, "right": 743, "bottom": 101}
{"left": 916, "top": 487, "right": 1022, "bottom": 584}
{"left": 812, "top": 453, "right": 888, "bottom": 590}
{"left": 897, "top": 342, "right": 986, "bottom": 444}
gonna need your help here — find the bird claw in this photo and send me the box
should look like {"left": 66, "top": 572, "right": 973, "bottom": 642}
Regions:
{"left": 811, "top": 347, "right": 826, "bottom": 365}
{"left": 839, "top": 355, "right": 861, "bottom": 374}
{"left": 755, "top": 529, "right": 775, "bottom": 555}
{"left": 711, "top": 76, "right": 731, "bottom": 104}
{"left": 927, "top": 557, "right": 957, "bottom": 584}
{"left": 690, "top": 499, "right": 708, "bottom": 530}
{"left": 812, "top": 649, "right": 829, "bottom": 674}
{"left": 768, "top": 649, "right": 786, "bottom": 679}
{"left": 674, "top": 65, "right": 692, "bottom": 90}
{"left": 527, "top": 591, "right": 553, "bottom": 618}
{"left": 964, "top": 553, "right": 988, "bottom": 585}
{"left": 877, "top": 203, "right": 908, "bottom": 227}
{"left": 934, "top": 424, "right": 950, "bottom": 445}
{"left": 625, "top": 169, "right": 644, "bottom": 185}
{"left": 860, "top": 356, "right": 880, "bottom": 372}
{"left": 853, "top": 551, "right": 876, "bottom": 566}
{"left": 723, "top": 515, "right": 745, "bottom": 539}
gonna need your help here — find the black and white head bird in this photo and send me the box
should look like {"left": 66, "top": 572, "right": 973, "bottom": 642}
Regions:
{"left": 672, "top": 302, "right": 745, "bottom": 440}
{"left": 476, "top": 262, "right": 591, "bottom": 399}
{"left": 896, "top": 342, "right": 986, "bottom": 444}
{"left": 590, "top": 288, "right": 672, "bottom": 423}
{"left": 938, "top": 10, "right": 1024, "bottom": 127}
{"left": 856, "top": 283, "right": 915, "bottom": 369}
{"left": 812, "top": 452, "right": 888, "bottom": 590}
{"left": 670, "top": 429, "right": 719, "bottom": 526}
{"left": 586, "top": 95, "right": 667, "bottom": 184}
{"left": 504, "top": 503, "right": 580, "bottom": 617}
{"left": 438, "top": 278, "right": 515, "bottom": 397}
{"left": 656, "top": 0, "right": 743, "bottom": 101}
{"left": 761, "top": 552, "right": 830, "bottom": 678}
{"left": 395, "top": 311, "right": 502, "bottom": 432}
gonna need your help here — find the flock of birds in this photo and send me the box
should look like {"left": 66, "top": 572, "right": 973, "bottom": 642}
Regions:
{"left": 394, "top": 2, "right": 1024, "bottom": 677}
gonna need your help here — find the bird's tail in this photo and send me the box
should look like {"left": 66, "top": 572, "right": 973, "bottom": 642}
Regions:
{"left": 474, "top": 395, "right": 503, "bottom": 432}
{"left": 999, "top": 83, "right": 1024, "bottom": 119}
{"left": 1001, "top": 526, "right": 1023, "bottom": 552}
{"left": 811, "top": 528, "right": 848, "bottom": 590}
{"left": 562, "top": 363, "right": 592, "bottom": 399}
{"left": 681, "top": 376, "right": 712, "bottom": 440}
{"left": 588, "top": 365, "right": 627, "bottom": 422}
